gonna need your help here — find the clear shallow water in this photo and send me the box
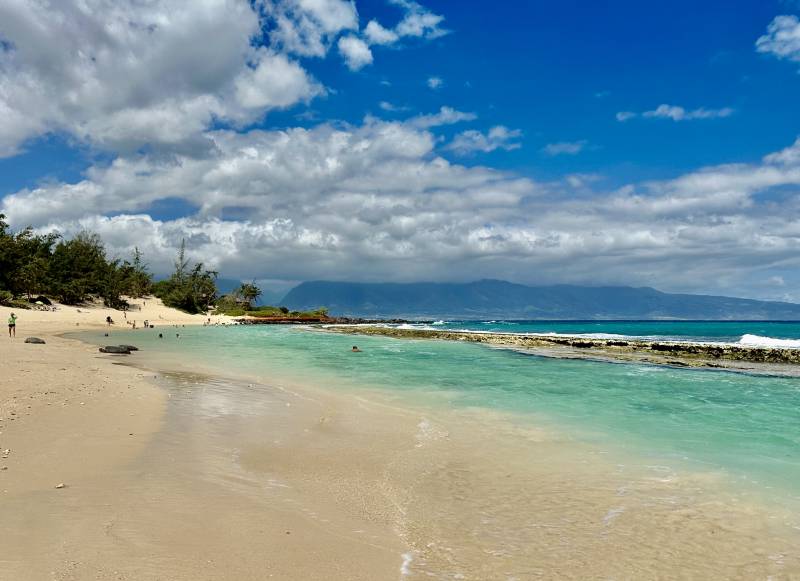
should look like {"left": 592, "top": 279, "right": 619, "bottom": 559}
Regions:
{"left": 82, "top": 324, "right": 800, "bottom": 504}
{"left": 401, "top": 319, "right": 800, "bottom": 345}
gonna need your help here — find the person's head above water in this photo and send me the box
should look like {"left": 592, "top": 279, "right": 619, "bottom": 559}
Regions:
{"left": 351, "top": 345, "right": 361, "bottom": 352}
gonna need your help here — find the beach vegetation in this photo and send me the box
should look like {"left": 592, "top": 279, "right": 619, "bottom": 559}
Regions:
{"left": 212, "top": 300, "right": 331, "bottom": 319}
{"left": 0, "top": 290, "right": 14, "bottom": 306}
{"left": 118, "top": 247, "right": 153, "bottom": 298}
{"left": 0, "top": 216, "right": 328, "bottom": 317}
{"left": 152, "top": 240, "right": 218, "bottom": 314}
{"left": 237, "top": 282, "right": 262, "bottom": 309}
{"left": 212, "top": 294, "right": 247, "bottom": 316}
{"left": 0, "top": 215, "right": 159, "bottom": 307}
{"left": 49, "top": 232, "right": 111, "bottom": 304}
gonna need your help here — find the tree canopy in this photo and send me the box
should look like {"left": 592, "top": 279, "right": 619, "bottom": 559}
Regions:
{"left": 0, "top": 214, "right": 155, "bottom": 308}
{"left": 151, "top": 239, "right": 218, "bottom": 314}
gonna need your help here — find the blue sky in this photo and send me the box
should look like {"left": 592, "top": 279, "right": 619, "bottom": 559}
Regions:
{"left": 1, "top": 0, "right": 799, "bottom": 300}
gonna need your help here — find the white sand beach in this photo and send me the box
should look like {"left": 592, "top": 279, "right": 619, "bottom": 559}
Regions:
{"left": 3, "top": 300, "right": 800, "bottom": 580}
{"left": 0, "top": 300, "right": 410, "bottom": 579}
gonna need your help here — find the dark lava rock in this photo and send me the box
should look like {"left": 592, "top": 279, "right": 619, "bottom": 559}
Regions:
{"left": 99, "top": 345, "right": 131, "bottom": 354}
{"left": 28, "top": 295, "right": 52, "bottom": 305}
{"left": 650, "top": 343, "right": 679, "bottom": 352}
{"left": 24, "top": 337, "right": 46, "bottom": 344}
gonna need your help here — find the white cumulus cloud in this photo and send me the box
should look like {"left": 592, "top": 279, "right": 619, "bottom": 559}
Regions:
{"left": 427, "top": 76, "right": 444, "bottom": 89}
{"left": 0, "top": 0, "right": 327, "bottom": 157}
{"left": 234, "top": 50, "right": 324, "bottom": 112}
{"left": 409, "top": 107, "right": 477, "bottom": 128}
{"left": 343, "top": 0, "right": 447, "bottom": 69}
{"left": 267, "top": 0, "right": 359, "bottom": 57}
{"left": 617, "top": 104, "right": 734, "bottom": 122}
{"left": 4, "top": 124, "right": 800, "bottom": 298}
{"left": 756, "top": 15, "right": 800, "bottom": 64}
{"left": 448, "top": 126, "right": 523, "bottom": 155}
{"left": 364, "top": 20, "right": 400, "bottom": 45}
{"left": 337, "top": 36, "right": 373, "bottom": 70}
{"left": 542, "top": 140, "right": 588, "bottom": 156}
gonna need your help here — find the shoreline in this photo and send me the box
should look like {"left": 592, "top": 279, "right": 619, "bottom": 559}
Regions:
{"left": 322, "top": 324, "right": 800, "bottom": 375}
{"left": 0, "top": 315, "right": 168, "bottom": 579}
{"left": 69, "top": 330, "right": 800, "bottom": 579}
{"left": 64, "top": 334, "right": 800, "bottom": 580}
{"left": 4, "top": 307, "right": 800, "bottom": 578}
{"left": 0, "top": 301, "right": 410, "bottom": 579}
{"left": 76, "top": 327, "right": 800, "bottom": 578}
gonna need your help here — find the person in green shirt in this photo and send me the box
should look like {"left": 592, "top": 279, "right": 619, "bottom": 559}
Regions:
{"left": 8, "top": 313, "right": 17, "bottom": 338}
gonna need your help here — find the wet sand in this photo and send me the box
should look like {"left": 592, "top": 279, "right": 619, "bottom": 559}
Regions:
{"left": 69, "top": 355, "right": 800, "bottom": 579}
{"left": 3, "top": 308, "right": 800, "bottom": 579}
{"left": 0, "top": 301, "right": 401, "bottom": 580}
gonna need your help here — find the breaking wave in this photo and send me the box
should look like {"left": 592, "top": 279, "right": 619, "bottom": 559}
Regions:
{"left": 738, "top": 334, "right": 800, "bottom": 349}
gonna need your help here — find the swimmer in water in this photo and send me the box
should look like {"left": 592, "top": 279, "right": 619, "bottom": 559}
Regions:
{"left": 351, "top": 345, "right": 361, "bottom": 352}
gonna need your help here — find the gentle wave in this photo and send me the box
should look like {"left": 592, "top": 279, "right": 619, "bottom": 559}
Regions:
{"left": 396, "top": 323, "right": 438, "bottom": 331}
{"left": 738, "top": 334, "right": 800, "bottom": 349}
{"left": 328, "top": 323, "right": 800, "bottom": 348}
{"left": 538, "top": 332, "right": 630, "bottom": 340}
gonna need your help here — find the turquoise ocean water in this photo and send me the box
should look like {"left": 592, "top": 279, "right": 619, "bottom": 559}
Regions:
{"left": 81, "top": 322, "right": 800, "bottom": 507}
{"left": 404, "top": 319, "right": 800, "bottom": 345}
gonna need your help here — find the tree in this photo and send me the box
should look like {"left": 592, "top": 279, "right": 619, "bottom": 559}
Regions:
{"left": 237, "top": 281, "right": 262, "bottom": 309}
{"left": 174, "top": 239, "right": 189, "bottom": 284}
{"left": 48, "top": 232, "right": 109, "bottom": 304}
{"left": 0, "top": 215, "right": 59, "bottom": 296}
{"left": 100, "top": 259, "right": 129, "bottom": 309}
{"left": 18, "top": 256, "right": 49, "bottom": 299}
{"left": 119, "top": 247, "right": 152, "bottom": 298}
{"left": 153, "top": 241, "right": 218, "bottom": 313}
{"left": 0, "top": 215, "right": 156, "bottom": 308}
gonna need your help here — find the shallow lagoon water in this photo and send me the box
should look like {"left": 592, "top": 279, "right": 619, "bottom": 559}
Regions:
{"left": 84, "top": 324, "right": 800, "bottom": 506}
{"left": 77, "top": 323, "right": 800, "bottom": 577}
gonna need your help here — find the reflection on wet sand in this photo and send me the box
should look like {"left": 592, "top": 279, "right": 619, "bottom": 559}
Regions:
{"left": 126, "top": 369, "right": 800, "bottom": 579}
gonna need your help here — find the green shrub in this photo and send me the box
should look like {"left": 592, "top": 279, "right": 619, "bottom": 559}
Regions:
{"left": 247, "top": 305, "right": 283, "bottom": 315}
{"left": 219, "top": 307, "right": 246, "bottom": 317}
{"left": 0, "top": 290, "right": 14, "bottom": 305}
{"left": 153, "top": 241, "right": 217, "bottom": 314}
{"left": 214, "top": 294, "right": 246, "bottom": 316}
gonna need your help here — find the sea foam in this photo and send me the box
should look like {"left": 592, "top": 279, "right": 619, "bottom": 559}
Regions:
{"left": 738, "top": 334, "right": 800, "bottom": 349}
{"left": 400, "top": 552, "right": 414, "bottom": 576}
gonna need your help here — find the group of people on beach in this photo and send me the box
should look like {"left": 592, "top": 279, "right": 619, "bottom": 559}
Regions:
{"left": 8, "top": 310, "right": 366, "bottom": 355}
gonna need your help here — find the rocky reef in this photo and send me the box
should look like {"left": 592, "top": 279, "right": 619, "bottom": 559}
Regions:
{"left": 322, "top": 326, "right": 800, "bottom": 374}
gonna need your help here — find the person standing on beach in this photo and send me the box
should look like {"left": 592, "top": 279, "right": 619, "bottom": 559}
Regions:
{"left": 8, "top": 313, "right": 17, "bottom": 338}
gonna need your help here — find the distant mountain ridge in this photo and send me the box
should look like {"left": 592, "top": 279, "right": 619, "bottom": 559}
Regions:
{"left": 280, "top": 279, "right": 800, "bottom": 320}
